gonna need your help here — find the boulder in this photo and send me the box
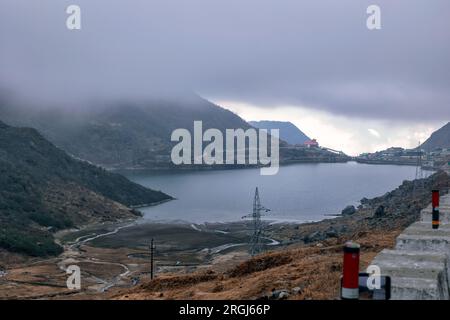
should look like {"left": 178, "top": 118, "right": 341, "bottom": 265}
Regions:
{"left": 292, "top": 286, "right": 303, "bottom": 295}
{"left": 303, "top": 231, "right": 325, "bottom": 243}
{"left": 360, "top": 197, "right": 369, "bottom": 204}
{"left": 341, "top": 205, "right": 356, "bottom": 216}
{"left": 271, "top": 289, "right": 290, "bottom": 300}
{"left": 325, "top": 227, "right": 339, "bottom": 238}
{"left": 278, "top": 291, "right": 290, "bottom": 299}
{"left": 374, "top": 205, "right": 385, "bottom": 218}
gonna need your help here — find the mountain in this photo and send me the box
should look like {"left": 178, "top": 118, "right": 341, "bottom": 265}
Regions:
{"left": 0, "top": 121, "right": 171, "bottom": 256}
{"left": 0, "top": 94, "right": 348, "bottom": 169}
{"left": 0, "top": 95, "right": 255, "bottom": 169}
{"left": 249, "top": 121, "right": 311, "bottom": 145}
{"left": 420, "top": 122, "right": 450, "bottom": 151}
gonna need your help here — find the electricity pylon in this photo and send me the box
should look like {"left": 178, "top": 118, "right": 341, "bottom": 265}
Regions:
{"left": 413, "top": 142, "right": 424, "bottom": 197}
{"left": 242, "top": 187, "right": 271, "bottom": 256}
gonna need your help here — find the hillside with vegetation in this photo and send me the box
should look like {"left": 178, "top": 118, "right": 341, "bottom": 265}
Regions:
{"left": 0, "top": 121, "right": 171, "bottom": 257}
{"left": 0, "top": 94, "right": 348, "bottom": 169}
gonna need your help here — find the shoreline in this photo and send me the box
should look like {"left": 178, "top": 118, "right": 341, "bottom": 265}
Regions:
{"left": 109, "top": 158, "right": 351, "bottom": 173}
{"left": 56, "top": 166, "right": 446, "bottom": 251}
{"left": 2, "top": 171, "right": 448, "bottom": 300}
{"left": 130, "top": 198, "right": 175, "bottom": 209}
{"left": 354, "top": 159, "right": 418, "bottom": 166}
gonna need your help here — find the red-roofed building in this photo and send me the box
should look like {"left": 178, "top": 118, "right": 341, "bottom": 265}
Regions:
{"left": 304, "top": 139, "right": 319, "bottom": 148}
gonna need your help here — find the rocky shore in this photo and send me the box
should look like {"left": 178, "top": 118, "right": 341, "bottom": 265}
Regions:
{"left": 3, "top": 171, "right": 449, "bottom": 300}
{"left": 266, "top": 170, "right": 450, "bottom": 247}
{"left": 109, "top": 171, "right": 450, "bottom": 300}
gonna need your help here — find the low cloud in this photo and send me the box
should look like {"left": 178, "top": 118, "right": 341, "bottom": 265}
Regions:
{"left": 368, "top": 129, "right": 381, "bottom": 138}
{"left": 0, "top": 0, "right": 449, "bottom": 122}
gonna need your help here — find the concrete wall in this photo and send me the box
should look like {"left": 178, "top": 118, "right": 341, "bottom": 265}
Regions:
{"left": 369, "top": 194, "right": 450, "bottom": 300}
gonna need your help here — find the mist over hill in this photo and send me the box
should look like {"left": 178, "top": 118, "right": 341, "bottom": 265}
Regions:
{"left": 0, "top": 94, "right": 348, "bottom": 169}
{"left": 0, "top": 94, "right": 253, "bottom": 169}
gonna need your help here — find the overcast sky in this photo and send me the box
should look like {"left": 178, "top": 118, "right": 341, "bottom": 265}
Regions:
{"left": 1, "top": 0, "right": 449, "bottom": 155}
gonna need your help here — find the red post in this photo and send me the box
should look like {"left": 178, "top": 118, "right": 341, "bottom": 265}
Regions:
{"left": 432, "top": 190, "right": 440, "bottom": 230}
{"left": 342, "top": 241, "right": 360, "bottom": 299}
{"left": 432, "top": 190, "right": 440, "bottom": 208}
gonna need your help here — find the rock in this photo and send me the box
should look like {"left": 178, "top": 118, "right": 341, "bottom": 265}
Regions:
{"left": 374, "top": 205, "right": 385, "bottom": 218}
{"left": 292, "top": 286, "right": 303, "bottom": 295}
{"left": 341, "top": 205, "right": 356, "bottom": 216}
{"left": 271, "top": 289, "right": 289, "bottom": 300}
{"left": 325, "top": 227, "right": 339, "bottom": 238}
{"left": 278, "top": 291, "right": 290, "bottom": 299}
{"left": 360, "top": 197, "right": 369, "bottom": 204}
{"left": 303, "top": 231, "right": 325, "bottom": 243}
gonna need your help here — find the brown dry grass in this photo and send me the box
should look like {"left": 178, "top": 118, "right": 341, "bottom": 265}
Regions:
{"left": 112, "top": 229, "right": 401, "bottom": 300}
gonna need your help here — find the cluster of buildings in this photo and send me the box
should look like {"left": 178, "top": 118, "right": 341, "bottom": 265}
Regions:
{"left": 357, "top": 147, "right": 420, "bottom": 165}
{"left": 423, "top": 148, "right": 450, "bottom": 170}
{"left": 292, "top": 139, "right": 320, "bottom": 148}
{"left": 357, "top": 147, "right": 450, "bottom": 170}
{"left": 303, "top": 139, "right": 319, "bottom": 148}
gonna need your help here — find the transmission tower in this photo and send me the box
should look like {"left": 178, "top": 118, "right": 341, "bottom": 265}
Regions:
{"left": 150, "top": 238, "right": 155, "bottom": 280}
{"left": 242, "top": 187, "right": 271, "bottom": 256}
{"left": 413, "top": 141, "right": 425, "bottom": 197}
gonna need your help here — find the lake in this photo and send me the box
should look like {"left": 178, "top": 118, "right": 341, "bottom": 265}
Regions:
{"left": 122, "top": 162, "right": 432, "bottom": 224}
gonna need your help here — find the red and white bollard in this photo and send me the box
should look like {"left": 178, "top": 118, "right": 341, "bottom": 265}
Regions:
{"left": 342, "top": 241, "right": 360, "bottom": 299}
{"left": 432, "top": 189, "right": 440, "bottom": 230}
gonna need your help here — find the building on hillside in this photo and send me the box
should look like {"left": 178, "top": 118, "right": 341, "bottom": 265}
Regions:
{"left": 384, "top": 147, "right": 404, "bottom": 156}
{"left": 304, "top": 139, "right": 319, "bottom": 148}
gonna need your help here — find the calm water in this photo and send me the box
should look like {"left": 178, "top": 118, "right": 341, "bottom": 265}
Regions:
{"left": 122, "top": 162, "right": 431, "bottom": 224}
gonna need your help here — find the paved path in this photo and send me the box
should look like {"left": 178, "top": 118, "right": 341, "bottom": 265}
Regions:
{"left": 371, "top": 193, "right": 450, "bottom": 299}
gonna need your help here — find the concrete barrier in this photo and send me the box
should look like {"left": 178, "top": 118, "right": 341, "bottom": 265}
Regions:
{"left": 372, "top": 249, "right": 449, "bottom": 300}
{"left": 421, "top": 207, "right": 450, "bottom": 224}
{"left": 369, "top": 193, "right": 450, "bottom": 300}
{"left": 396, "top": 223, "right": 450, "bottom": 254}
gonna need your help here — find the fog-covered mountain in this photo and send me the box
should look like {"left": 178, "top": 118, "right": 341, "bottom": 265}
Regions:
{"left": 249, "top": 121, "right": 310, "bottom": 145}
{"left": 0, "top": 94, "right": 254, "bottom": 169}
{"left": 0, "top": 94, "right": 348, "bottom": 170}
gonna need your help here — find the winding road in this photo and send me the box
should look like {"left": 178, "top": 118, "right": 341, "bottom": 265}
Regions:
{"left": 60, "top": 222, "right": 137, "bottom": 292}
